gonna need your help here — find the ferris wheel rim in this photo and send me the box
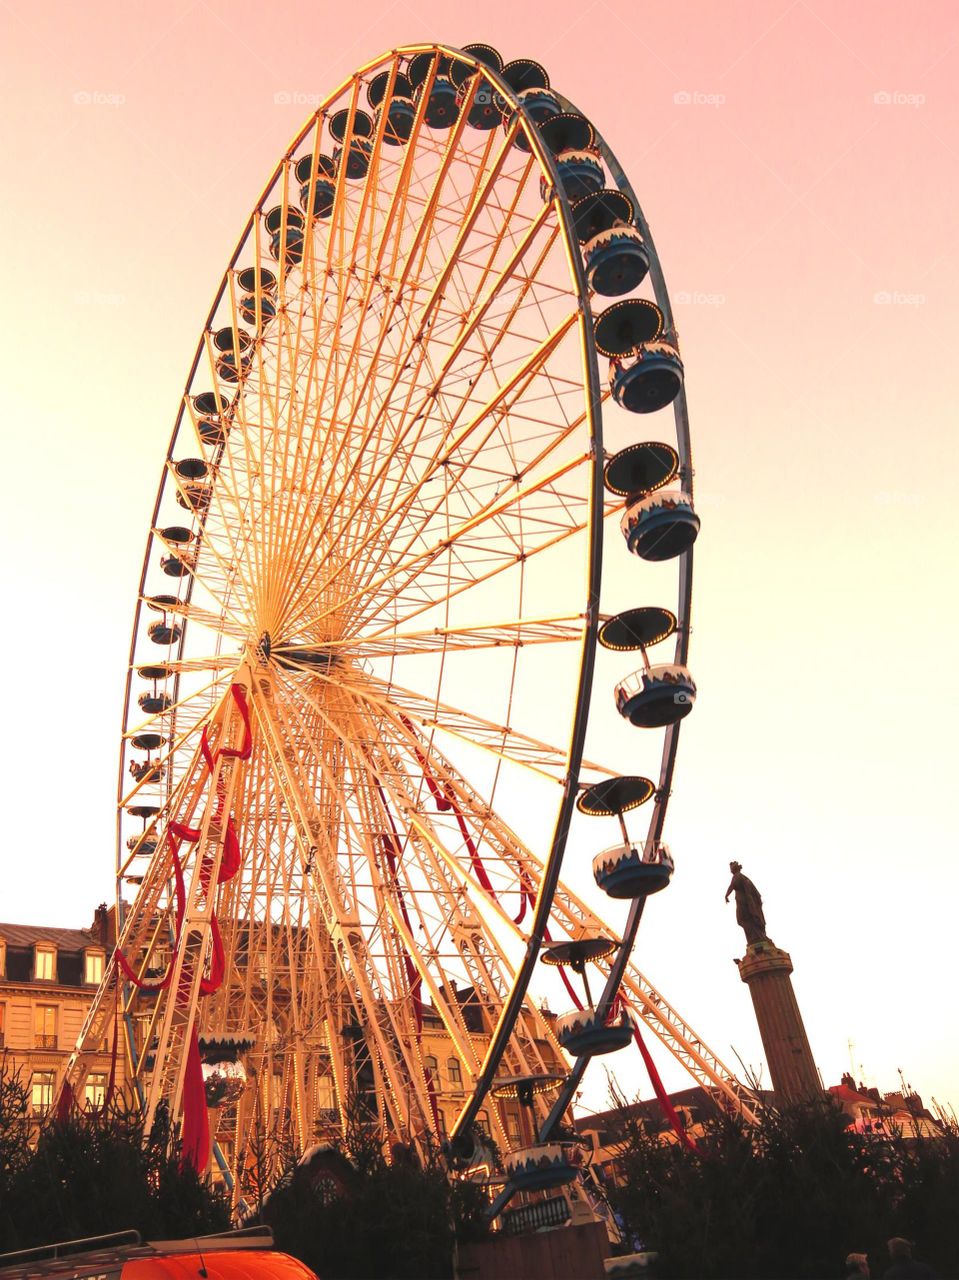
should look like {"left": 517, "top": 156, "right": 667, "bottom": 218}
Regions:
{"left": 536, "top": 90, "right": 697, "bottom": 1144}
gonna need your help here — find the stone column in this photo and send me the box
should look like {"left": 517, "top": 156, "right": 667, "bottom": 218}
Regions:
{"left": 736, "top": 939, "right": 820, "bottom": 1104}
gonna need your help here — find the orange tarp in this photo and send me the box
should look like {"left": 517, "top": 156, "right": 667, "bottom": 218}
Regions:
{"left": 122, "top": 1250, "right": 317, "bottom": 1279}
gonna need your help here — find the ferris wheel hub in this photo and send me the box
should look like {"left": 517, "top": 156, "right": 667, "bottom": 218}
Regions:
{"left": 255, "top": 631, "right": 272, "bottom": 664}
{"left": 254, "top": 630, "right": 337, "bottom": 673}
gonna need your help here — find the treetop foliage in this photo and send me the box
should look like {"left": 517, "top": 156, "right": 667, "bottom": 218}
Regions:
{"left": 604, "top": 1086, "right": 958, "bottom": 1279}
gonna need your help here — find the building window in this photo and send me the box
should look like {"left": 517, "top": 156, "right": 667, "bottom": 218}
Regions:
{"left": 447, "top": 1057, "right": 462, "bottom": 1088}
{"left": 423, "top": 1055, "right": 438, "bottom": 1084}
{"left": 477, "top": 1109, "right": 491, "bottom": 1138}
{"left": 506, "top": 1113, "right": 522, "bottom": 1146}
{"left": 84, "top": 951, "right": 105, "bottom": 986}
{"left": 84, "top": 1073, "right": 107, "bottom": 1109}
{"left": 270, "top": 1073, "right": 284, "bottom": 1112}
{"left": 34, "top": 1004, "right": 57, "bottom": 1049}
{"left": 317, "top": 1071, "right": 335, "bottom": 1113}
{"left": 0, "top": 1002, "right": 5, "bottom": 1049}
{"left": 35, "top": 946, "right": 56, "bottom": 981}
{"left": 31, "top": 1071, "right": 55, "bottom": 1114}
{"left": 437, "top": 1110, "right": 448, "bottom": 1135}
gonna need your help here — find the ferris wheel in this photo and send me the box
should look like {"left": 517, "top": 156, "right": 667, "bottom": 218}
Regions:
{"left": 64, "top": 42, "right": 755, "bottom": 1201}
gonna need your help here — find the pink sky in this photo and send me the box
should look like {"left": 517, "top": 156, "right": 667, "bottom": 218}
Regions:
{"left": 1, "top": 0, "right": 957, "bottom": 1117}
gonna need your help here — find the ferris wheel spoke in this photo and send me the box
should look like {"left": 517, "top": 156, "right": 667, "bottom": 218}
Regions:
{"left": 313, "top": 295, "right": 578, "bottom": 570}
{"left": 251, "top": 678, "right": 439, "bottom": 1136}
{"left": 333, "top": 709, "right": 557, "bottom": 1110}
{"left": 284, "top": 427, "right": 587, "bottom": 641}
{"left": 270, "top": 686, "right": 428, "bottom": 1015}
{"left": 119, "top": 699, "right": 232, "bottom": 814}
{"left": 267, "top": 76, "right": 488, "bottom": 608}
{"left": 267, "top": 174, "right": 545, "bottom": 619}
{"left": 180, "top": 380, "right": 276, "bottom": 630}
{"left": 161, "top": 462, "right": 260, "bottom": 626}
{"left": 123, "top": 667, "right": 234, "bottom": 742}
{"left": 336, "top": 613, "right": 586, "bottom": 660}
{"left": 314, "top": 383, "right": 585, "bottom": 637}
{"left": 137, "top": 653, "right": 245, "bottom": 676}
{"left": 267, "top": 123, "right": 551, "bottom": 610}
{"left": 361, "top": 717, "right": 566, "bottom": 1092}
{"left": 337, "top": 111, "right": 521, "bottom": 426}
{"left": 336, "top": 673, "right": 608, "bottom": 784}
{"left": 359, "top": 489, "right": 599, "bottom": 642}
{"left": 278, "top": 667, "right": 546, "bottom": 939}
{"left": 263, "top": 93, "right": 412, "bottom": 607}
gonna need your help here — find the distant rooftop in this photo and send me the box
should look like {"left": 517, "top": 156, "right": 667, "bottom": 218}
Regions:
{"left": 0, "top": 923, "right": 96, "bottom": 950}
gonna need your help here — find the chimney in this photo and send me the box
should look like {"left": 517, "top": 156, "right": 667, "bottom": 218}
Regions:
{"left": 91, "top": 903, "right": 110, "bottom": 945}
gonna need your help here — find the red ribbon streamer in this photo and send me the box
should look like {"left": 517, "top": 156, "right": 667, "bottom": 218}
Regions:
{"left": 180, "top": 1030, "right": 209, "bottom": 1172}
{"left": 400, "top": 715, "right": 452, "bottom": 812}
{"left": 630, "top": 1013, "right": 700, "bottom": 1155}
{"left": 180, "top": 686, "right": 251, "bottom": 1168}
{"left": 513, "top": 872, "right": 535, "bottom": 926}
{"left": 376, "top": 787, "right": 423, "bottom": 1035}
{"left": 55, "top": 1080, "right": 73, "bottom": 1124}
{"left": 113, "top": 683, "right": 252, "bottom": 1170}
{"left": 114, "top": 834, "right": 187, "bottom": 993}
{"left": 199, "top": 683, "right": 253, "bottom": 770}
{"left": 399, "top": 714, "right": 540, "bottom": 927}
{"left": 399, "top": 715, "right": 496, "bottom": 892}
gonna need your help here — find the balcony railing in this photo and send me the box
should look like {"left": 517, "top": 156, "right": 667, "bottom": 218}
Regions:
{"left": 34, "top": 1034, "right": 58, "bottom": 1049}
{"left": 502, "top": 1194, "right": 571, "bottom": 1235}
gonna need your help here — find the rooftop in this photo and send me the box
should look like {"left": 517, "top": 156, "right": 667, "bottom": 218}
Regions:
{"left": 0, "top": 923, "right": 97, "bottom": 951}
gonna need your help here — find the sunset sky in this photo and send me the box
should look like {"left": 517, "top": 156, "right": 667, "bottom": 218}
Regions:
{"left": 1, "top": 0, "right": 956, "bottom": 1120}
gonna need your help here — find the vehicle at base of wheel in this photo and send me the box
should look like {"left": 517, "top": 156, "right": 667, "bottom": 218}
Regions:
{"left": 0, "top": 1227, "right": 319, "bottom": 1280}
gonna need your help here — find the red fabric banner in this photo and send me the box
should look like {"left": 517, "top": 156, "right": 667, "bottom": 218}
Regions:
{"left": 513, "top": 872, "right": 535, "bottom": 926}
{"left": 400, "top": 714, "right": 452, "bottom": 811}
{"left": 630, "top": 1014, "right": 700, "bottom": 1155}
{"left": 377, "top": 792, "right": 423, "bottom": 1034}
{"left": 180, "top": 1030, "right": 209, "bottom": 1172}
{"left": 114, "top": 682, "right": 252, "bottom": 1171}
{"left": 55, "top": 1080, "right": 73, "bottom": 1124}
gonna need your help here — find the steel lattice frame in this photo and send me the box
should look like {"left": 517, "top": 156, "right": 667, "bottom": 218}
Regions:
{"left": 63, "top": 44, "right": 755, "bottom": 1201}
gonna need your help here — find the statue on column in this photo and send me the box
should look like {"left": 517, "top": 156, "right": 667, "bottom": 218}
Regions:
{"left": 725, "top": 861, "right": 768, "bottom": 945}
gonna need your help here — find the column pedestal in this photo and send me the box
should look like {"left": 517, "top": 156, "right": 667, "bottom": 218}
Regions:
{"left": 736, "top": 939, "right": 820, "bottom": 1104}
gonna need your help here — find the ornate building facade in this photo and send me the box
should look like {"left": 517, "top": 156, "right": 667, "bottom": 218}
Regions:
{"left": 1, "top": 906, "right": 556, "bottom": 1166}
{"left": 0, "top": 908, "right": 117, "bottom": 1119}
